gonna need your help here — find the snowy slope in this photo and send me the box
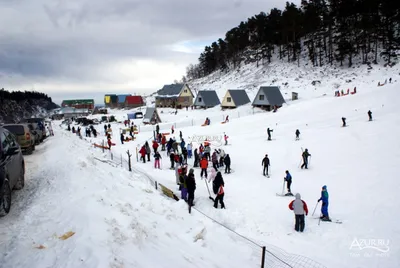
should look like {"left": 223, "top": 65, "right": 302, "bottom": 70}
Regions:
{"left": 83, "top": 74, "right": 399, "bottom": 267}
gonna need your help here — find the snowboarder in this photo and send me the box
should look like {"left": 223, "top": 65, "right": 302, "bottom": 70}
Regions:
{"left": 342, "top": 117, "right": 347, "bottom": 127}
{"left": 224, "top": 154, "right": 231, "bottom": 174}
{"left": 120, "top": 133, "right": 124, "bottom": 144}
{"left": 318, "top": 185, "right": 330, "bottom": 221}
{"left": 295, "top": 129, "right": 300, "bottom": 140}
{"left": 186, "top": 168, "right": 196, "bottom": 206}
{"left": 288, "top": 193, "right": 308, "bottom": 232}
{"left": 224, "top": 133, "right": 228, "bottom": 145}
{"left": 301, "top": 149, "right": 311, "bottom": 169}
{"left": 200, "top": 157, "right": 208, "bottom": 178}
{"left": 213, "top": 172, "right": 225, "bottom": 209}
{"left": 154, "top": 151, "right": 162, "bottom": 169}
{"left": 262, "top": 154, "right": 270, "bottom": 176}
{"left": 368, "top": 110, "right": 372, "bottom": 121}
{"left": 284, "top": 170, "right": 292, "bottom": 194}
{"left": 267, "top": 128, "right": 273, "bottom": 141}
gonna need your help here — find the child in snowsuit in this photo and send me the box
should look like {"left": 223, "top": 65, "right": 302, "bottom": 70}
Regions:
{"left": 289, "top": 193, "right": 308, "bottom": 232}
{"left": 295, "top": 129, "right": 300, "bottom": 140}
{"left": 284, "top": 170, "right": 292, "bottom": 193}
{"left": 301, "top": 149, "right": 311, "bottom": 169}
{"left": 200, "top": 157, "right": 208, "bottom": 178}
{"left": 318, "top": 185, "right": 330, "bottom": 221}
{"left": 186, "top": 168, "right": 196, "bottom": 206}
{"left": 224, "top": 154, "right": 231, "bottom": 174}
{"left": 154, "top": 151, "right": 162, "bottom": 169}
{"left": 213, "top": 172, "right": 225, "bottom": 209}
{"left": 262, "top": 154, "right": 270, "bottom": 176}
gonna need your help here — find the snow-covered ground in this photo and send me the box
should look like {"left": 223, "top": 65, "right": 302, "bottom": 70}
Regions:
{"left": 1, "top": 63, "right": 399, "bottom": 268}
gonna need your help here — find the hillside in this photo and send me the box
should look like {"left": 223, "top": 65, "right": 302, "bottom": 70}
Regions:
{"left": 0, "top": 89, "right": 59, "bottom": 123}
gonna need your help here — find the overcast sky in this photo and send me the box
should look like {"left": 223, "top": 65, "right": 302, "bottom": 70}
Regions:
{"left": 0, "top": 0, "right": 298, "bottom": 105}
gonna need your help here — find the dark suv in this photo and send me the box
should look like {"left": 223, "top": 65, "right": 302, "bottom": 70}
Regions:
{"left": 0, "top": 127, "right": 25, "bottom": 216}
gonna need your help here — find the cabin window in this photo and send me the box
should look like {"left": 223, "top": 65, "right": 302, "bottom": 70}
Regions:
{"left": 227, "top": 97, "right": 231, "bottom": 102}
{"left": 198, "top": 97, "right": 202, "bottom": 102}
{"left": 259, "top": 95, "right": 265, "bottom": 100}
{"left": 184, "top": 89, "right": 188, "bottom": 93}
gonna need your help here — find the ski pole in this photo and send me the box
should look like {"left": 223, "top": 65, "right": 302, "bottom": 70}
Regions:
{"left": 282, "top": 180, "right": 285, "bottom": 195}
{"left": 312, "top": 202, "right": 319, "bottom": 216}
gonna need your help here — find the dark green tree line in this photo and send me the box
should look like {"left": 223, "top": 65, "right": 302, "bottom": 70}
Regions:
{"left": 186, "top": 0, "right": 400, "bottom": 80}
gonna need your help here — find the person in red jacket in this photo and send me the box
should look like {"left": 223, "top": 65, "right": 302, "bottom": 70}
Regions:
{"left": 139, "top": 145, "right": 146, "bottom": 163}
{"left": 200, "top": 157, "right": 208, "bottom": 178}
{"left": 152, "top": 140, "right": 159, "bottom": 153}
{"left": 161, "top": 135, "right": 167, "bottom": 151}
{"left": 107, "top": 138, "right": 112, "bottom": 149}
{"left": 288, "top": 193, "right": 308, "bottom": 232}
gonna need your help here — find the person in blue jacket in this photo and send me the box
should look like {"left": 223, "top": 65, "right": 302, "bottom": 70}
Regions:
{"left": 318, "top": 185, "right": 330, "bottom": 221}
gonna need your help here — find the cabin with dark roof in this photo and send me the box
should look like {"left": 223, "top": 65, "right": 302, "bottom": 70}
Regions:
{"left": 252, "top": 86, "right": 286, "bottom": 111}
{"left": 194, "top": 90, "right": 221, "bottom": 109}
{"left": 155, "top": 83, "right": 194, "bottom": 108}
{"left": 221, "top": 90, "right": 250, "bottom": 109}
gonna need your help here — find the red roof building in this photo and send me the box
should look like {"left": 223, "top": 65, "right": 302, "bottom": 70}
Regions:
{"left": 125, "top": 96, "right": 145, "bottom": 108}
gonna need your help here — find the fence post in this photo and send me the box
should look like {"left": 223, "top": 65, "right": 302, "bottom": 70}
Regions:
{"left": 111, "top": 152, "right": 113, "bottom": 160}
{"left": 102, "top": 140, "right": 105, "bottom": 153}
{"left": 127, "top": 150, "right": 132, "bottom": 171}
{"left": 120, "top": 154, "right": 123, "bottom": 167}
{"left": 261, "top": 246, "right": 266, "bottom": 268}
{"left": 155, "top": 181, "right": 158, "bottom": 190}
{"left": 136, "top": 147, "right": 139, "bottom": 162}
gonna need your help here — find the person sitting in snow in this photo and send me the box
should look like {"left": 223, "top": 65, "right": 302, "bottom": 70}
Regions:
{"left": 288, "top": 193, "right": 308, "bottom": 232}
{"left": 318, "top": 185, "right": 330, "bottom": 221}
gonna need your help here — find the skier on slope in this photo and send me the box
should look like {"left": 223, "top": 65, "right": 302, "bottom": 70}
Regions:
{"left": 301, "top": 149, "right": 311, "bottom": 169}
{"left": 284, "top": 170, "right": 292, "bottom": 194}
{"left": 267, "top": 128, "right": 273, "bottom": 141}
{"left": 295, "top": 129, "right": 300, "bottom": 140}
{"left": 224, "top": 133, "right": 229, "bottom": 145}
{"left": 262, "top": 154, "right": 270, "bottom": 176}
{"left": 318, "top": 185, "right": 330, "bottom": 221}
{"left": 213, "top": 172, "right": 225, "bottom": 209}
{"left": 368, "top": 110, "right": 372, "bottom": 121}
{"left": 288, "top": 193, "right": 308, "bottom": 232}
{"left": 342, "top": 117, "right": 347, "bottom": 127}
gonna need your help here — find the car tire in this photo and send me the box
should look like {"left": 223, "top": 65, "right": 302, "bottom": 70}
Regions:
{"left": 0, "top": 179, "right": 12, "bottom": 217}
{"left": 27, "top": 146, "right": 34, "bottom": 155}
{"left": 14, "top": 162, "right": 25, "bottom": 190}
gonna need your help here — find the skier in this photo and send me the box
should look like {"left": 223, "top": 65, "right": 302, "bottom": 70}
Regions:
{"left": 193, "top": 148, "right": 200, "bottom": 167}
{"left": 262, "top": 154, "right": 270, "bottom": 177}
{"left": 224, "top": 154, "right": 231, "bottom": 174}
{"left": 295, "top": 129, "right": 300, "bottom": 140}
{"left": 342, "top": 117, "right": 347, "bottom": 127}
{"left": 154, "top": 151, "right": 162, "bottom": 169}
{"left": 224, "top": 133, "right": 228, "bottom": 145}
{"left": 200, "top": 157, "right": 208, "bottom": 178}
{"left": 318, "top": 185, "right": 330, "bottom": 221}
{"left": 284, "top": 170, "right": 292, "bottom": 194}
{"left": 368, "top": 110, "right": 372, "bottom": 121}
{"left": 301, "top": 149, "right": 311, "bottom": 169}
{"left": 186, "top": 168, "right": 196, "bottom": 206}
{"left": 267, "top": 128, "right": 273, "bottom": 141}
{"left": 120, "top": 133, "right": 124, "bottom": 144}
{"left": 213, "top": 172, "right": 225, "bottom": 209}
{"left": 288, "top": 193, "right": 308, "bottom": 232}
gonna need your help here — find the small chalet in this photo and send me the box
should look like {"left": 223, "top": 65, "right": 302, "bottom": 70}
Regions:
{"left": 221, "top": 89, "right": 250, "bottom": 109}
{"left": 125, "top": 96, "right": 145, "bottom": 108}
{"left": 117, "top": 94, "right": 131, "bottom": 108}
{"left": 143, "top": 107, "right": 162, "bottom": 124}
{"left": 104, "top": 94, "right": 118, "bottom": 108}
{"left": 252, "top": 86, "right": 286, "bottom": 111}
{"left": 193, "top": 90, "right": 221, "bottom": 109}
{"left": 155, "top": 83, "right": 194, "bottom": 108}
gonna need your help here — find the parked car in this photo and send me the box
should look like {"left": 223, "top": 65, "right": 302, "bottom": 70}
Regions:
{"left": 23, "top": 118, "right": 46, "bottom": 141}
{"left": 2, "top": 124, "right": 35, "bottom": 154}
{"left": 27, "top": 123, "right": 42, "bottom": 145}
{"left": 0, "top": 127, "right": 25, "bottom": 216}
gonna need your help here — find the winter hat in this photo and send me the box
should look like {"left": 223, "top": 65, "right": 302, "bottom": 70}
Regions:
{"left": 322, "top": 185, "right": 327, "bottom": 189}
{"left": 189, "top": 168, "right": 194, "bottom": 174}
{"left": 295, "top": 193, "right": 301, "bottom": 199}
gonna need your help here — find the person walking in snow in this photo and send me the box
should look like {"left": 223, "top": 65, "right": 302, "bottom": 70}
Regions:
{"left": 284, "top": 170, "right": 292, "bottom": 194}
{"left": 175, "top": 164, "right": 182, "bottom": 185}
{"left": 213, "top": 172, "right": 225, "bottom": 209}
{"left": 295, "top": 129, "right": 300, "bottom": 140}
{"left": 145, "top": 141, "right": 151, "bottom": 161}
{"left": 156, "top": 124, "right": 160, "bottom": 136}
{"left": 179, "top": 131, "right": 183, "bottom": 141}
{"left": 342, "top": 117, "right": 347, "bottom": 127}
{"left": 224, "top": 154, "right": 231, "bottom": 174}
{"left": 182, "top": 147, "right": 188, "bottom": 165}
{"left": 368, "top": 110, "right": 372, "bottom": 121}
{"left": 225, "top": 115, "right": 229, "bottom": 123}
{"left": 212, "top": 151, "right": 219, "bottom": 171}
{"left": 217, "top": 148, "right": 225, "bottom": 167}
{"left": 180, "top": 139, "right": 185, "bottom": 150}
{"left": 208, "top": 167, "right": 217, "bottom": 183}
{"left": 301, "top": 149, "right": 311, "bottom": 169}
{"left": 262, "top": 154, "right": 270, "bottom": 176}
{"left": 179, "top": 167, "right": 188, "bottom": 201}
{"left": 267, "top": 128, "right": 273, "bottom": 141}
{"left": 171, "top": 125, "right": 174, "bottom": 134}
{"left": 152, "top": 140, "right": 159, "bottom": 153}
{"left": 169, "top": 150, "right": 175, "bottom": 169}
{"left": 193, "top": 148, "right": 200, "bottom": 167}
{"left": 288, "top": 193, "right": 308, "bottom": 232}
{"left": 200, "top": 157, "right": 208, "bottom": 178}
{"left": 154, "top": 151, "right": 162, "bottom": 169}
{"left": 161, "top": 135, "right": 167, "bottom": 151}
{"left": 187, "top": 142, "right": 192, "bottom": 158}
{"left": 139, "top": 145, "right": 146, "bottom": 163}
{"left": 224, "top": 133, "right": 228, "bottom": 145}
{"left": 104, "top": 124, "right": 107, "bottom": 134}
{"left": 186, "top": 168, "right": 196, "bottom": 206}
{"left": 318, "top": 185, "right": 330, "bottom": 221}
{"left": 120, "top": 133, "right": 124, "bottom": 144}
